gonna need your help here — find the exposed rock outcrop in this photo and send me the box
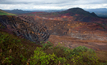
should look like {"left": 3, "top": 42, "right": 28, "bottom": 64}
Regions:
{"left": 0, "top": 15, "right": 50, "bottom": 43}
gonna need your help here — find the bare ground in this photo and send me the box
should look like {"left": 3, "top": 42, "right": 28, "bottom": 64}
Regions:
{"left": 48, "top": 35, "right": 107, "bottom": 51}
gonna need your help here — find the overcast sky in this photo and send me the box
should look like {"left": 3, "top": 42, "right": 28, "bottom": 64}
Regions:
{"left": 0, "top": 0, "right": 107, "bottom": 10}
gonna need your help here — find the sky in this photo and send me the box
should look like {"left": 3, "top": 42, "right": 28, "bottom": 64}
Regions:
{"left": 0, "top": 0, "right": 107, "bottom": 10}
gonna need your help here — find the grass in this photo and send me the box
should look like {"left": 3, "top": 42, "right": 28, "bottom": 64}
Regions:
{"left": 0, "top": 10, "right": 16, "bottom": 15}
{"left": 0, "top": 30, "right": 107, "bottom": 65}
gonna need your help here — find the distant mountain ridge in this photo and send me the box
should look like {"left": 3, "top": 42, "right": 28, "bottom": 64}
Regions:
{"left": 58, "top": 8, "right": 98, "bottom": 22}
{"left": 4, "top": 9, "right": 64, "bottom": 14}
{"left": 2, "top": 8, "right": 107, "bottom": 17}
{"left": 85, "top": 8, "right": 107, "bottom": 13}
{"left": 60, "top": 8, "right": 98, "bottom": 17}
{"left": 4, "top": 9, "right": 32, "bottom": 14}
{"left": 85, "top": 8, "right": 107, "bottom": 17}
{"left": 0, "top": 9, "right": 15, "bottom": 15}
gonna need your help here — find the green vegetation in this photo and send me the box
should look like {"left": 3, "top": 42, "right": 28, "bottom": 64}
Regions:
{"left": 0, "top": 32, "right": 29, "bottom": 64}
{"left": 0, "top": 23, "right": 5, "bottom": 29}
{"left": 0, "top": 10, "right": 16, "bottom": 15}
{"left": 30, "top": 47, "right": 67, "bottom": 65}
{"left": 0, "top": 31, "right": 107, "bottom": 65}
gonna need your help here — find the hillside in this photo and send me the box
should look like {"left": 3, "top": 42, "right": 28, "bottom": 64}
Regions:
{"left": 59, "top": 8, "right": 98, "bottom": 22}
{"left": 22, "top": 8, "right": 99, "bottom": 22}
{"left": 33, "top": 15, "right": 107, "bottom": 51}
{"left": 16, "top": 8, "right": 107, "bottom": 51}
{"left": 0, "top": 9, "right": 16, "bottom": 15}
{"left": 60, "top": 8, "right": 97, "bottom": 17}
{"left": 0, "top": 26, "right": 107, "bottom": 65}
{"left": 2, "top": 8, "right": 106, "bottom": 51}
{"left": 4, "top": 9, "right": 32, "bottom": 14}
{"left": 0, "top": 15, "right": 50, "bottom": 42}
{"left": 0, "top": 7, "right": 107, "bottom": 64}
{"left": 28, "top": 8, "right": 107, "bottom": 51}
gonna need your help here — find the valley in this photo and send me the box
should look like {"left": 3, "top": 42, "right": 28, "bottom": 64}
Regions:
{"left": 1, "top": 8, "right": 107, "bottom": 51}
{"left": 0, "top": 8, "right": 107, "bottom": 64}
{"left": 21, "top": 8, "right": 107, "bottom": 51}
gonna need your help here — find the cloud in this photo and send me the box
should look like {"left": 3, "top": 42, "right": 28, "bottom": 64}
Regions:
{"left": 0, "top": 0, "right": 83, "bottom": 5}
{"left": 0, "top": 0, "right": 107, "bottom": 10}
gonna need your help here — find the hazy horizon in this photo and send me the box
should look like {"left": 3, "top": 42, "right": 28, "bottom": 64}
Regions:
{"left": 0, "top": 0, "right": 107, "bottom": 10}
{"left": 1, "top": 8, "right": 107, "bottom": 12}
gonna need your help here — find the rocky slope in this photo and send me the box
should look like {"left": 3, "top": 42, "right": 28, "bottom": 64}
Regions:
{"left": 26, "top": 8, "right": 107, "bottom": 51}
{"left": 33, "top": 16, "right": 107, "bottom": 41}
{"left": 20, "top": 8, "right": 107, "bottom": 42}
{"left": 0, "top": 8, "right": 107, "bottom": 51}
{"left": 0, "top": 15, "right": 50, "bottom": 42}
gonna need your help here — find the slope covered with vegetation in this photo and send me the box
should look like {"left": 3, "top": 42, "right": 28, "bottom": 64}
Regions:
{"left": 0, "top": 26, "right": 107, "bottom": 65}
{"left": 0, "top": 9, "right": 16, "bottom": 15}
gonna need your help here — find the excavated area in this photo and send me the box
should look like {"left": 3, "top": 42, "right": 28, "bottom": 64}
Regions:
{"left": 48, "top": 34, "right": 107, "bottom": 51}
{"left": 33, "top": 15, "right": 107, "bottom": 51}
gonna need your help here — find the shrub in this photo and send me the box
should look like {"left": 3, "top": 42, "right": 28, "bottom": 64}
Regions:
{"left": 72, "top": 46, "right": 95, "bottom": 55}
{"left": 0, "top": 32, "right": 34, "bottom": 64}
{"left": 53, "top": 46, "right": 73, "bottom": 59}
{"left": 71, "top": 46, "right": 99, "bottom": 65}
{"left": 71, "top": 52, "right": 99, "bottom": 65}
{"left": 41, "top": 41, "right": 53, "bottom": 50}
{"left": 29, "top": 47, "right": 67, "bottom": 65}
{"left": 52, "top": 45, "right": 99, "bottom": 65}
{"left": 0, "top": 31, "right": 102, "bottom": 65}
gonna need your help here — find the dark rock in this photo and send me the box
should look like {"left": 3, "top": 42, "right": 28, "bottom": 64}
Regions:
{"left": 0, "top": 15, "right": 50, "bottom": 43}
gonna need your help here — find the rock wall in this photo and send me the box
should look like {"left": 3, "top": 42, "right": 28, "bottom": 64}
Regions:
{"left": 0, "top": 15, "right": 50, "bottom": 43}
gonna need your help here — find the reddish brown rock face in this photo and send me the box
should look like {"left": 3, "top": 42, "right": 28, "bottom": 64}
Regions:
{"left": 0, "top": 7, "right": 107, "bottom": 50}
{"left": 0, "top": 15, "right": 50, "bottom": 42}
{"left": 24, "top": 10, "right": 107, "bottom": 51}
